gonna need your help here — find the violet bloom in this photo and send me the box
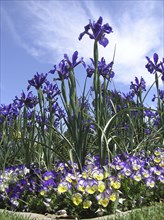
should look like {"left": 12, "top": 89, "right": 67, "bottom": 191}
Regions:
{"left": 43, "top": 171, "right": 56, "bottom": 180}
{"left": 130, "top": 77, "right": 146, "bottom": 94}
{"left": 144, "top": 109, "right": 156, "bottom": 118}
{"left": 152, "top": 89, "right": 164, "bottom": 102}
{"left": 54, "top": 51, "right": 85, "bottom": 80}
{"left": 48, "top": 65, "right": 56, "bottom": 74}
{"left": 14, "top": 91, "right": 38, "bottom": 109}
{"left": 43, "top": 81, "right": 60, "bottom": 99}
{"left": 27, "top": 72, "right": 47, "bottom": 90}
{"left": 145, "top": 177, "right": 155, "bottom": 188}
{"left": 145, "top": 53, "right": 164, "bottom": 80}
{"left": 122, "top": 91, "right": 135, "bottom": 102}
{"left": 0, "top": 104, "right": 11, "bottom": 117}
{"left": 122, "top": 165, "right": 132, "bottom": 177}
{"left": 87, "top": 57, "right": 114, "bottom": 79}
{"left": 79, "top": 16, "right": 113, "bottom": 47}
{"left": 43, "top": 178, "right": 56, "bottom": 189}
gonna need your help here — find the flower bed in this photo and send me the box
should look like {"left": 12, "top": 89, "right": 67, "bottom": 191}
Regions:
{"left": 0, "top": 16, "right": 163, "bottom": 219}
{"left": 0, "top": 148, "right": 163, "bottom": 219}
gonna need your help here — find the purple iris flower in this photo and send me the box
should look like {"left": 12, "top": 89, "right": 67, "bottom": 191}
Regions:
{"left": 12, "top": 99, "right": 23, "bottom": 111}
{"left": 43, "top": 81, "right": 60, "bottom": 99}
{"left": 145, "top": 53, "right": 164, "bottom": 81}
{"left": 130, "top": 77, "right": 146, "bottom": 94}
{"left": 87, "top": 57, "right": 114, "bottom": 79}
{"left": 0, "top": 104, "right": 11, "bottom": 117}
{"left": 79, "top": 16, "right": 113, "bottom": 47}
{"left": 14, "top": 91, "right": 38, "bottom": 109}
{"left": 48, "top": 65, "right": 56, "bottom": 74}
{"left": 122, "top": 91, "right": 135, "bottom": 102}
{"left": 98, "top": 58, "right": 114, "bottom": 79}
{"left": 27, "top": 72, "right": 47, "bottom": 90}
{"left": 144, "top": 109, "right": 156, "bottom": 118}
{"left": 54, "top": 51, "right": 85, "bottom": 80}
{"left": 152, "top": 89, "right": 164, "bottom": 102}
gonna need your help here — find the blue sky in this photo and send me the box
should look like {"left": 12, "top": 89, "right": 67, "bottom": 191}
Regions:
{"left": 1, "top": 0, "right": 164, "bottom": 105}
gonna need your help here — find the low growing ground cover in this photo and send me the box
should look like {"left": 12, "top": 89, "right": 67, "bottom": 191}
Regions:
{"left": 0, "top": 148, "right": 163, "bottom": 218}
{"left": 0, "top": 16, "right": 163, "bottom": 219}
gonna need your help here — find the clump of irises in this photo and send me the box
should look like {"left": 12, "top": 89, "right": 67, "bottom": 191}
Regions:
{"left": 0, "top": 16, "right": 164, "bottom": 218}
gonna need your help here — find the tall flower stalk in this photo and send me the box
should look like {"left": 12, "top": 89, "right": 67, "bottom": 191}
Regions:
{"left": 79, "top": 16, "right": 114, "bottom": 165}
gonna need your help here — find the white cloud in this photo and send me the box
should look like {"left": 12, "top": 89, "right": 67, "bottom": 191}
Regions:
{"left": 2, "top": 0, "right": 163, "bottom": 87}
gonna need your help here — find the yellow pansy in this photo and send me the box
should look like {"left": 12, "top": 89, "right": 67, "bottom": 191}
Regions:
{"left": 98, "top": 198, "right": 109, "bottom": 207}
{"left": 154, "top": 157, "right": 161, "bottom": 163}
{"left": 111, "top": 180, "right": 121, "bottom": 189}
{"left": 97, "top": 181, "right": 105, "bottom": 192}
{"left": 57, "top": 182, "right": 68, "bottom": 193}
{"left": 82, "top": 172, "right": 87, "bottom": 179}
{"left": 93, "top": 170, "right": 104, "bottom": 181}
{"left": 154, "top": 150, "right": 161, "bottom": 156}
{"left": 110, "top": 193, "right": 116, "bottom": 202}
{"left": 86, "top": 185, "right": 97, "bottom": 194}
{"left": 83, "top": 200, "right": 92, "bottom": 209}
{"left": 40, "top": 190, "right": 46, "bottom": 196}
{"left": 72, "top": 193, "right": 83, "bottom": 206}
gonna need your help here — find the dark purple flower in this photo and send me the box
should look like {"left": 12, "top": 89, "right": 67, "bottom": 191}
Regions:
{"left": 145, "top": 128, "right": 151, "bottom": 135}
{"left": 48, "top": 65, "right": 56, "bottom": 74}
{"left": 130, "top": 77, "right": 146, "bottom": 94}
{"left": 98, "top": 58, "right": 114, "bottom": 79}
{"left": 122, "top": 91, "right": 135, "bottom": 102}
{"left": 43, "top": 81, "right": 60, "bottom": 99}
{"left": 14, "top": 91, "right": 38, "bottom": 108}
{"left": 145, "top": 53, "right": 164, "bottom": 80}
{"left": 43, "top": 171, "right": 56, "bottom": 180}
{"left": 12, "top": 99, "right": 23, "bottom": 110}
{"left": 144, "top": 109, "right": 156, "bottom": 118}
{"left": 152, "top": 89, "right": 164, "bottom": 102}
{"left": 27, "top": 72, "right": 47, "bottom": 90}
{"left": 55, "top": 51, "right": 85, "bottom": 80}
{"left": 158, "top": 89, "right": 164, "bottom": 101}
{"left": 79, "top": 16, "right": 113, "bottom": 47}
{"left": 0, "top": 104, "right": 11, "bottom": 117}
{"left": 86, "top": 57, "right": 114, "bottom": 79}
{"left": 43, "top": 178, "right": 56, "bottom": 189}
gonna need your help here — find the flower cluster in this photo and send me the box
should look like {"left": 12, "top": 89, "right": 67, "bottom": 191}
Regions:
{"left": 0, "top": 148, "right": 163, "bottom": 217}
